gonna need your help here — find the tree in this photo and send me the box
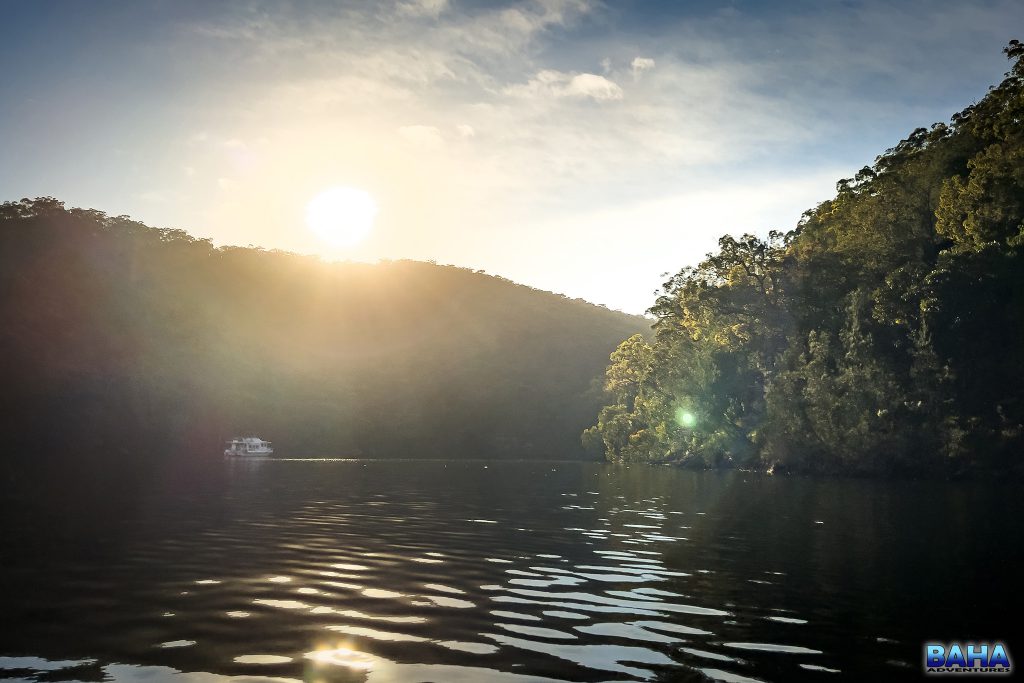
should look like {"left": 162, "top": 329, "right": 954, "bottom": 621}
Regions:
{"left": 586, "top": 41, "right": 1024, "bottom": 476}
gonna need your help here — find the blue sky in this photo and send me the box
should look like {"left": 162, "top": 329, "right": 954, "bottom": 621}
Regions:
{"left": 1, "top": 0, "right": 1021, "bottom": 312}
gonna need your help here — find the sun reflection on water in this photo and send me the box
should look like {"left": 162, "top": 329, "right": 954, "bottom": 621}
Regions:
{"left": 305, "top": 646, "right": 377, "bottom": 671}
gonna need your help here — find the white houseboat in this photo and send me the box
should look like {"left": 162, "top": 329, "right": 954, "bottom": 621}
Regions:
{"left": 224, "top": 437, "right": 274, "bottom": 457}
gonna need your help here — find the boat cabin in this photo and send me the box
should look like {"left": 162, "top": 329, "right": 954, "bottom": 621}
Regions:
{"left": 224, "top": 437, "right": 274, "bottom": 456}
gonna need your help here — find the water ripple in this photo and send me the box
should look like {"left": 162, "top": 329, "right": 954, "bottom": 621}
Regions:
{"left": 2, "top": 460, "right": 970, "bottom": 682}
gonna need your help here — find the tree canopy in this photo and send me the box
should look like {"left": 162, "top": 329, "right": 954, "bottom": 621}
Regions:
{"left": 585, "top": 42, "right": 1024, "bottom": 476}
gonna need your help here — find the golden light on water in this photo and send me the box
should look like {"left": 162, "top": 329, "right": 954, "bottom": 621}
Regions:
{"left": 305, "top": 645, "right": 376, "bottom": 671}
{"left": 305, "top": 186, "right": 378, "bottom": 248}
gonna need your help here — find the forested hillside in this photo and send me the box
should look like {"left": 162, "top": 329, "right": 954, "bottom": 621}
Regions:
{"left": 0, "top": 200, "right": 645, "bottom": 486}
{"left": 584, "top": 42, "right": 1024, "bottom": 476}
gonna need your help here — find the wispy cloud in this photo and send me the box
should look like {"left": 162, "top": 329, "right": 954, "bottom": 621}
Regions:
{"left": 631, "top": 57, "right": 655, "bottom": 79}
{"left": 396, "top": 0, "right": 449, "bottom": 19}
{"left": 504, "top": 69, "right": 624, "bottom": 100}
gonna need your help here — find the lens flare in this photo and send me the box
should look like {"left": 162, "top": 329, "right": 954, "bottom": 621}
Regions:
{"left": 676, "top": 408, "right": 697, "bottom": 428}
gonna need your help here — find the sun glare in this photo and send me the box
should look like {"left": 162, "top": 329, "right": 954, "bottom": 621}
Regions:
{"left": 306, "top": 186, "right": 377, "bottom": 248}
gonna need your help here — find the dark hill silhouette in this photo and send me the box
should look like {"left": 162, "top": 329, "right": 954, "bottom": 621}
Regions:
{"left": 0, "top": 198, "right": 646, "bottom": 489}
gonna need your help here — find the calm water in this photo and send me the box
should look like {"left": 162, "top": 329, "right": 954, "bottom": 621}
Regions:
{"left": 2, "top": 460, "right": 1021, "bottom": 683}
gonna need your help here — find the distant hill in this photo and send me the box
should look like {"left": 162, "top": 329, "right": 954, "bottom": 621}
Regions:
{"left": 0, "top": 199, "right": 646, "bottom": 486}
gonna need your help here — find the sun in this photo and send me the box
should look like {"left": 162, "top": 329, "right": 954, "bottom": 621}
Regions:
{"left": 306, "top": 186, "right": 377, "bottom": 248}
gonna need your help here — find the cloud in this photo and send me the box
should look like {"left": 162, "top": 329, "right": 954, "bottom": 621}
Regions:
{"left": 398, "top": 124, "right": 444, "bottom": 148}
{"left": 397, "top": 0, "right": 448, "bottom": 19}
{"left": 173, "top": 2, "right": 819, "bottom": 218}
{"left": 631, "top": 57, "right": 655, "bottom": 78}
{"left": 565, "top": 73, "right": 623, "bottom": 100}
{"left": 436, "top": 0, "right": 593, "bottom": 58}
{"left": 505, "top": 69, "right": 623, "bottom": 101}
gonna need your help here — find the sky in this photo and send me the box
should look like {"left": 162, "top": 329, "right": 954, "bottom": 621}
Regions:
{"left": 1, "top": 0, "right": 1022, "bottom": 313}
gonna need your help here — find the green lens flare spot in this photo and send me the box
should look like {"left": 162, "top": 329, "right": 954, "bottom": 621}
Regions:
{"left": 676, "top": 409, "right": 697, "bottom": 428}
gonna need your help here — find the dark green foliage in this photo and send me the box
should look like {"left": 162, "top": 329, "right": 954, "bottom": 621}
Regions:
{"left": 0, "top": 200, "right": 645, "bottom": 486}
{"left": 587, "top": 43, "right": 1024, "bottom": 476}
